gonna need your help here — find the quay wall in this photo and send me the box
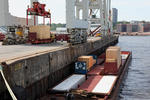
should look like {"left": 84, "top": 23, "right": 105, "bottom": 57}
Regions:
{"left": 0, "top": 36, "right": 118, "bottom": 100}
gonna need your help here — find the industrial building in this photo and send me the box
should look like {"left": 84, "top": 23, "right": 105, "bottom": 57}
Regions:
{"left": 117, "top": 22, "right": 150, "bottom": 33}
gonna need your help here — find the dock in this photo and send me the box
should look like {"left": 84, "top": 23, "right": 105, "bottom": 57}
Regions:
{"left": 0, "top": 36, "right": 118, "bottom": 100}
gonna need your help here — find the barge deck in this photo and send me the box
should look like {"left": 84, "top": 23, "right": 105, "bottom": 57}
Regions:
{"left": 44, "top": 51, "right": 132, "bottom": 100}
{"left": 0, "top": 36, "right": 118, "bottom": 100}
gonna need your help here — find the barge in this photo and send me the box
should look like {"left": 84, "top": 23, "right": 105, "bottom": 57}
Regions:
{"left": 45, "top": 47, "right": 132, "bottom": 100}
{"left": 0, "top": 36, "right": 118, "bottom": 100}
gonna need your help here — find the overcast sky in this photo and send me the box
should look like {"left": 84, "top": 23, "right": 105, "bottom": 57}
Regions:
{"left": 9, "top": 0, "right": 150, "bottom": 23}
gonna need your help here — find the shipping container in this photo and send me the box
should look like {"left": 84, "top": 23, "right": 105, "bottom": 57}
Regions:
{"left": 51, "top": 74, "right": 86, "bottom": 93}
{"left": 75, "top": 62, "right": 87, "bottom": 74}
{"left": 29, "top": 25, "right": 50, "bottom": 39}
{"left": 89, "top": 55, "right": 97, "bottom": 65}
{"left": 106, "top": 47, "right": 121, "bottom": 68}
{"left": 78, "top": 56, "right": 94, "bottom": 70}
{"left": 78, "top": 75, "right": 118, "bottom": 95}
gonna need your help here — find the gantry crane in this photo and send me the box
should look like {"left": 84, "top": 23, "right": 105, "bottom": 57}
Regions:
{"left": 66, "top": 0, "right": 113, "bottom": 44}
{"left": 26, "top": 1, "right": 51, "bottom": 26}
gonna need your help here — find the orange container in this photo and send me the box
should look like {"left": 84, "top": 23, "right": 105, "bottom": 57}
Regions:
{"left": 78, "top": 56, "right": 94, "bottom": 70}
{"left": 93, "top": 59, "right": 97, "bottom": 65}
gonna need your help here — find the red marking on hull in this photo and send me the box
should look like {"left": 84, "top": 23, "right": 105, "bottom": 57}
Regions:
{"left": 87, "top": 65, "right": 104, "bottom": 76}
{"left": 78, "top": 76, "right": 103, "bottom": 92}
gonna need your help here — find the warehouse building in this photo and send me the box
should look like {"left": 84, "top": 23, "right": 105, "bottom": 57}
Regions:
{"left": 117, "top": 22, "right": 150, "bottom": 33}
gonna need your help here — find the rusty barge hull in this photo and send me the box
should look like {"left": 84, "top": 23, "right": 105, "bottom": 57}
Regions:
{"left": 0, "top": 36, "right": 118, "bottom": 100}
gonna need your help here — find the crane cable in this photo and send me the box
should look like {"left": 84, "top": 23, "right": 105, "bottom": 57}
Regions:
{"left": 0, "top": 65, "right": 17, "bottom": 100}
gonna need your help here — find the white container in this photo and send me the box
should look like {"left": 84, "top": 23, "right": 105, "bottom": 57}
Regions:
{"left": 52, "top": 74, "right": 86, "bottom": 92}
{"left": 92, "top": 75, "right": 117, "bottom": 95}
{"left": 121, "top": 54, "right": 128, "bottom": 60}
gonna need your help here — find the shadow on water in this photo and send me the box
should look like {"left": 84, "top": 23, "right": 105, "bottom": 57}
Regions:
{"left": 118, "top": 36, "right": 150, "bottom": 100}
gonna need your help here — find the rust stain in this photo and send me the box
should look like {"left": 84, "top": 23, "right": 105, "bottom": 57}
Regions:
{"left": 14, "top": 63, "right": 22, "bottom": 71}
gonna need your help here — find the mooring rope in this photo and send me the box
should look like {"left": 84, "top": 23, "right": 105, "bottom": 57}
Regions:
{"left": 0, "top": 65, "right": 17, "bottom": 100}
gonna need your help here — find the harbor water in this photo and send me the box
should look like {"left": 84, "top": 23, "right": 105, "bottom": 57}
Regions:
{"left": 118, "top": 36, "right": 150, "bottom": 100}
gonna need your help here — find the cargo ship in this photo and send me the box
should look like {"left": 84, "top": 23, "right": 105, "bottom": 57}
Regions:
{"left": 42, "top": 46, "right": 132, "bottom": 100}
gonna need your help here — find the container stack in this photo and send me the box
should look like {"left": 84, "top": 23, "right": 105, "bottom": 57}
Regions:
{"left": 29, "top": 25, "right": 50, "bottom": 40}
{"left": 75, "top": 55, "right": 97, "bottom": 74}
{"left": 89, "top": 55, "right": 97, "bottom": 66}
{"left": 106, "top": 46, "right": 121, "bottom": 68}
{"left": 104, "top": 46, "right": 122, "bottom": 74}
{"left": 78, "top": 56, "right": 94, "bottom": 70}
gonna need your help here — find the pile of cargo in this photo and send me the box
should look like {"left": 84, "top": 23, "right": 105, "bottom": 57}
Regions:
{"left": 74, "top": 46, "right": 122, "bottom": 75}
{"left": 75, "top": 56, "right": 97, "bottom": 74}
{"left": 106, "top": 46, "right": 121, "bottom": 68}
{"left": 48, "top": 46, "right": 131, "bottom": 100}
{"left": 2, "top": 26, "right": 28, "bottom": 45}
{"left": 28, "top": 25, "right": 71, "bottom": 44}
{"left": 28, "top": 25, "right": 55, "bottom": 44}
{"left": 104, "top": 46, "right": 122, "bottom": 74}
{"left": 29, "top": 25, "right": 51, "bottom": 40}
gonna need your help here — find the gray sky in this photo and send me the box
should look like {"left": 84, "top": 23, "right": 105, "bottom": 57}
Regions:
{"left": 9, "top": 0, "right": 150, "bottom": 23}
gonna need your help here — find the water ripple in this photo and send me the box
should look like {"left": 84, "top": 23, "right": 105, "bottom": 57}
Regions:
{"left": 118, "top": 36, "right": 150, "bottom": 100}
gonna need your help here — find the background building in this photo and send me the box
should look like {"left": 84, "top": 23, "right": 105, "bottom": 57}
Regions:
{"left": 112, "top": 8, "right": 118, "bottom": 27}
{"left": 117, "top": 21, "right": 150, "bottom": 33}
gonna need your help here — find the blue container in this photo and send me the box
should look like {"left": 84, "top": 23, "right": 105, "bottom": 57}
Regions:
{"left": 75, "top": 61, "right": 87, "bottom": 74}
{"left": 89, "top": 55, "right": 97, "bottom": 60}
{"left": 89, "top": 55, "right": 97, "bottom": 65}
